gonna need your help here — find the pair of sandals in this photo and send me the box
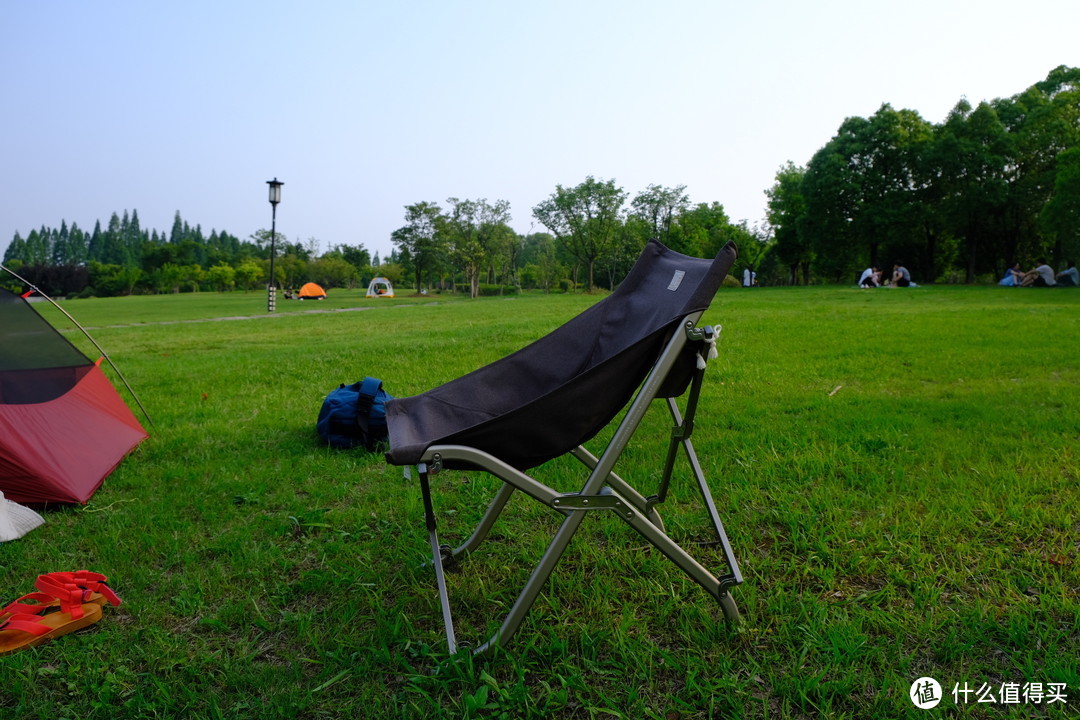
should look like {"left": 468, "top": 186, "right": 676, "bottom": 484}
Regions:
{"left": 0, "top": 571, "right": 121, "bottom": 655}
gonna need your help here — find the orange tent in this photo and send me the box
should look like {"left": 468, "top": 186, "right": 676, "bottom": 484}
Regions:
{"left": 298, "top": 282, "right": 326, "bottom": 299}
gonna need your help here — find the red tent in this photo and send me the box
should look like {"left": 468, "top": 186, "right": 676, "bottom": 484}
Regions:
{"left": 0, "top": 288, "right": 147, "bottom": 504}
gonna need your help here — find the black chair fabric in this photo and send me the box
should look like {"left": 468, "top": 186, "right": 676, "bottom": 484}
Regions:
{"left": 385, "top": 239, "right": 738, "bottom": 470}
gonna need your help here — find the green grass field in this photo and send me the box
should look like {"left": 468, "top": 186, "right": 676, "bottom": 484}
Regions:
{"left": 2, "top": 285, "right": 1077, "bottom": 719}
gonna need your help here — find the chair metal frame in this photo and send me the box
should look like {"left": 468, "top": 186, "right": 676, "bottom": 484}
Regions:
{"left": 410, "top": 312, "right": 743, "bottom": 656}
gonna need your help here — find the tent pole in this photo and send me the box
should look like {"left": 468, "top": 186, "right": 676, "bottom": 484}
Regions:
{"left": 0, "top": 263, "right": 155, "bottom": 428}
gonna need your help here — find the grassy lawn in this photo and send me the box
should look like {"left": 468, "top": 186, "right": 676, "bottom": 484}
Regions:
{"left": 2, "top": 285, "right": 1077, "bottom": 719}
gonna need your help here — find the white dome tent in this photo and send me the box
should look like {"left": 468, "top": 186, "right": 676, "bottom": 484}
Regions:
{"left": 366, "top": 277, "right": 395, "bottom": 298}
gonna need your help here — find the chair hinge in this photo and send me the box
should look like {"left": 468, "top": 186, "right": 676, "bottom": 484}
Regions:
{"left": 685, "top": 323, "right": 720, "bottom": 369}
{"left": 418, "top": 453, "right": 444, "bottom": 476}
{"left": 551, "top": 490, "right": 634, "bottom": 519}
{"left": 685, "top": 322, "right": 718, "bottom": 342}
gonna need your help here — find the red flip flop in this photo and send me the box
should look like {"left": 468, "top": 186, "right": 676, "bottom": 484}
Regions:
{"left": 0, "top": 591, "right": 61, "bottom": 623}
{"left": 0, "top": 602, "right": 103, "bottom": 655}
{"left": 1, "top": 571, "right": 121, "bottom": 624}
{"left": 35, "top": 572, "right": 122, "bottom": 615}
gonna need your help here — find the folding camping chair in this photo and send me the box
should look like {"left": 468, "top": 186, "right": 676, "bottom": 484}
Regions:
{"left": 385, "top": 239, "right": 743, "bottom": 656}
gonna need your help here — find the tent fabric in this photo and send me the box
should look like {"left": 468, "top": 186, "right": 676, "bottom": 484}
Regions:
{"left": 0, "top": 288, "right": 148, "bottom": 505}
{"left": 298, "top": 282, "right": 326, "bottom": 299}
{"left": 385, "top": 239, "right": 738, "bottom": 470}
{"left": 365, "top": 277, "right": 394, "bottom": 297}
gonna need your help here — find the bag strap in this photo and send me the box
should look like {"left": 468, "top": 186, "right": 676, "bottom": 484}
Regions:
{"left": 355, "top": 377, "right": 382, "bottom": 433}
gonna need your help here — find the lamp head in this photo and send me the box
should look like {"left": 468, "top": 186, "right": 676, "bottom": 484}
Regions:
{"left": 267, "top": 178, "right": 283, "bottom": 206}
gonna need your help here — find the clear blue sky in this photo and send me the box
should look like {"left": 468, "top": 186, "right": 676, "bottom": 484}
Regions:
{"left": 2, "top": 1, "right": 1076, "bottom": 261}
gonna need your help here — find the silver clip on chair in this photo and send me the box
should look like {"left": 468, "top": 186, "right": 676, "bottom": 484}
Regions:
{"left": 385, "top": 240, "right": 743, "bottom": 656}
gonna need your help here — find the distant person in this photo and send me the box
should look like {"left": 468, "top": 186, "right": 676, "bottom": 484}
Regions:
{"left": 742, "top": 268, "right": 757, "bottom": 287}
{"left": 1056, "top": 261, "right": 1078, "bottom": 287}
{"left": 890, "top": 263, "right": 911, "bottom": 287}
{"left": 1021, "top": 260, "right": 1056, "bottom": 287}
{"left": 999, "top": 263, "right": 1023, "bottom": 287}
{"left": 859, "top": 267, "right": 882, "bottom": 288}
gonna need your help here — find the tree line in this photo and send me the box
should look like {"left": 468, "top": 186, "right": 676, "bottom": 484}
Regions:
{"left": 388, "top": 182, "right": 755, "bottom": 297}
{"left": 764, "top": 65, "right": 1080, "bottom": 285}
{"left": 1, "top": 185, "right": 758, "bottom": 299}
{"left": 1, "top": 210, "right": 379, "bottom": 298}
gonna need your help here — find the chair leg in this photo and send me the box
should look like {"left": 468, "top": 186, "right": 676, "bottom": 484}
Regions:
{"left": 417, "top": 463, "right": 578, "bottom": 657}
{"left": 667, "top": 400, "right": 743, "bottom": 589}
{"left": 472, "top": 509, "right": 588, "bottom": 656}
{"left": 680, "top": 440, "right": 743, "bottom": 588}
{"left": 418, "top": 463, "right": 458, "bottom": 654}
{"left": 719, "top": 590, "right": 740, "bottom": 624}
{"left": 616, "top": 500, "right": 738, "bottom": 619}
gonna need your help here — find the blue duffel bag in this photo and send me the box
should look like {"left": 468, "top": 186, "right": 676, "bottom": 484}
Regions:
{"left": 316, "top": 377, "right": 392, "bottom": 450}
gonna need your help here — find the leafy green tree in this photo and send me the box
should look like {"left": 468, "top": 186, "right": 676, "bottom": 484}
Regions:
{"left": 206, "top": 263, "right": 237, "bottom": 291}
{"left": 736, "top": 220, "right": 771, "bottom": 283}
{"left": 152, "top": 263, "right": 186, "bottom": 293}
{"left": 373, "top": 261, "right": 405, "bottom": 287}
{"left": 997, "top": 66, "right": 1080, "bottom": 267}
{"left": 935, "top": 99, "right": 1011, "bottom": 282}
{"left": 483, "top": 222, "right": 521, "bottom": 291}
{"left": 123, "top": 209, "right": 145, "bottom": 268}
{"left": 802, "top": 105, "right": 935, "bottom": 282}
{"left": 1041, "top": 145, "right": 1080, "bottom": 262}
{"left": 630, "top": 184, "right": 689, "bottom": 247}
{"left": 476, "top": 200, "right": 514, "bottom": 289}
{"left": 332, "top": 244, "right": 373, "bottom": 283}
{"left": 50, "top": 221, "right": 69, "bottom": 265}
{"left": 276, "top": 249, "right": 308, "bottom": 292}
{"left": 307, "top": 256, "right": 359, "bottom": 289}
{"left": 180, "top": 264, "right": 204, "bottom": 293}
{"left": 23, "top": 228, "right": 49, "bottom": 265}
{"left": 141, "top": 242, "right": 180, "bottom": 273}
{"left": 391, "top": 201, "right": 445, "bottom": 293}
{"left": 443, "top": 198, "right": 485, "bottom": 298}
{"left": 533, "top": 176, "right": 626, "bottom": 291}
{"left": 235, "top": 261, "right": 263, "bottom": 290}
{"left": 100, "top": 212, "right": 129, "bottom": 266}
{"left": 87, "top": 220, "right": 104, "bottom": 263}
{"left": 67, "top": 222, "right": 88, "bottom": 266}
{"left": 169, "top": 211, "right": 184, "bottom": 244}
{"left": 441, "top": 198, "right": 513, "bottom": 297}
{"left": 4, "top": 232, "right": 27, "bottom": 264}
{"left": 518, "top": 232, "right": 565, "bottom": 291}
{"left": 766, "top": 163, "right": 811, "bottom": 284}
{"left": 89, "top": 262, "right": 142, "bottom": 296}
{"left": 668, "top": 202, "right": 735, "bottom": 260}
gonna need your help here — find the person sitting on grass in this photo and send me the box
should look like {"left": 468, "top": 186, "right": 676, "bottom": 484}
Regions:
{"left": 1021, "top": 260, "right": 1056, "bottom": 287}
{"left": 999, "top": 263, "right": 1023, "bottom": 286}
{"left": 889, "top": 262, "right": 911, "bottom": 287}
{"left": 859, "top": 267, "right": 882, "bottom": 288}
{"left": 1056, "top": 261, "right": 1078, "bottom": 287}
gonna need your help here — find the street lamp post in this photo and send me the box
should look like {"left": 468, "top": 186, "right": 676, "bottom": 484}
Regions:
{"left": 266, "top": 178, "right": 283, "bottom": 312}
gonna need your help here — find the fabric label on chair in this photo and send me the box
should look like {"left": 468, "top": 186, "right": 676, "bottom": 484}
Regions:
{"left": 667, "top": 270, "right": 685, "bottom": 291}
